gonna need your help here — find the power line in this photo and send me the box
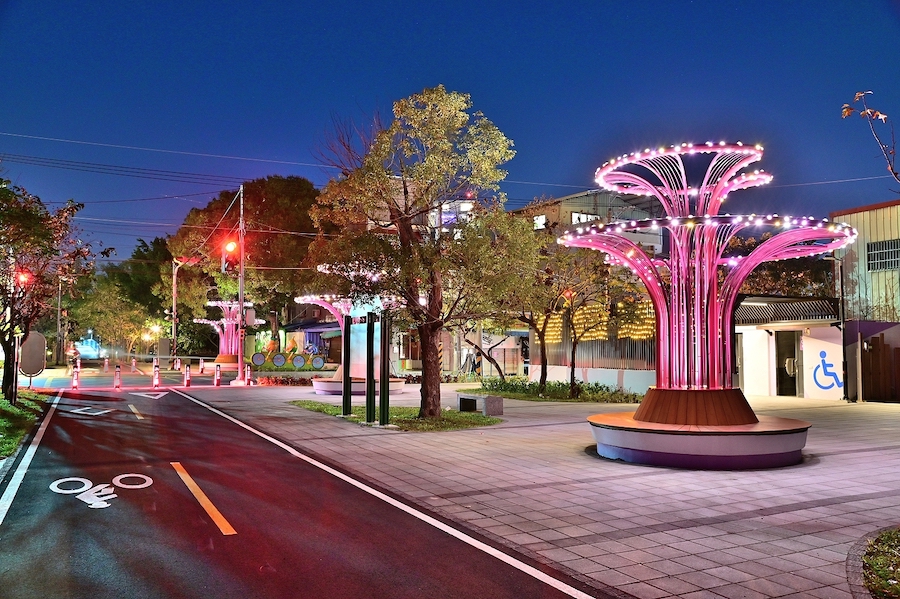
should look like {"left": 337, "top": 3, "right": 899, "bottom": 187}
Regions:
{"left": 0, "top": 152, "right": 247, "bottom": 186}
{"left": 0, "top": 131, "right": 334, "bottom": 168}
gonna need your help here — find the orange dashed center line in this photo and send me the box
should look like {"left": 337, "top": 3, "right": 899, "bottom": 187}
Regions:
{"left": 170, "top": 462, "right": 237, "bottom": 535}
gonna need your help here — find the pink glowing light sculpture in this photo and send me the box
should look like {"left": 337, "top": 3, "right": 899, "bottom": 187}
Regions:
{"left": 560, "top": 142, "right": 856, "bottom": 395}
{"left": 195, "top": 300, "right": 252, "bottom": 356}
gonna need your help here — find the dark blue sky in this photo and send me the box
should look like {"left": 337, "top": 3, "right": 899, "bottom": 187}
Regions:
{"left": 2, "top": 1, "right": 899, "bottom": 260}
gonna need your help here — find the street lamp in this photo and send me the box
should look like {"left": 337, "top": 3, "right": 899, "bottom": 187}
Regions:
{"left": 825, "top": 255, "right": 850, "bottom": 401}
{"left": 172, "top": 256, "right": 201, "bottom": 361}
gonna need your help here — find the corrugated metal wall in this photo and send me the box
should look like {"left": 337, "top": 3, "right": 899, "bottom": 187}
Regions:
{"left": 536, "top": 336, "right": 656, "bottom": 370}
{"left": 835, "top": 202, "right": 900, "bottom": 321}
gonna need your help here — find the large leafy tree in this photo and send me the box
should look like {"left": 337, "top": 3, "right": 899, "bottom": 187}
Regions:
{"left": 68, "top": 270, "right": 151, "bottom": 357}
{"left": 106, "top": 237, "right": 172, "bottom": 318}
{"left": 167, "top": 175, "right": 322, "bottom": 346}
{"left": 310, "top": 85, "right": 523, "bottom": 418}
{"left": 509, "top": 203, "right": 647, "bottom": 395}
{"left": 0, "top": 180, "right": 91, "bottom": 402}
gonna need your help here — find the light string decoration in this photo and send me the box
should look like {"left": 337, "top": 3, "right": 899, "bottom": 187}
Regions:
{"left": 560, "top": 142, "right": 857, "bottom": 392}
{"left": 194, "top": 300, "right": 256, "bottom": 356}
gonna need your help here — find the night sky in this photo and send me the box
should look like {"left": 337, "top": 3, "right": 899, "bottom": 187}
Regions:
{"left": 2, "top": 1, "right": 899, "bottom": 261}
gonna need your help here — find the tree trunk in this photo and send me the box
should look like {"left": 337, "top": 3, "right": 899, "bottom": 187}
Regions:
{"left": 569, "top": 338, "right": 580, "bottom": 399}
{"left": 537, "top": 322, "right": 549, "bottom": 394}
{"left": 418, "top": 322, "right": 443, "bottom": 418}
{"left": 1, "top": 336, "right": 16, "bottom": 403}
{"left": 463, "top": 338, "right": 505, "bottom": 381}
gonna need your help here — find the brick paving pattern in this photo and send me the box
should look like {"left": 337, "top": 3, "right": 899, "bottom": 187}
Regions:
{"left": 186, "top": 385, "right": 898, "bottom": 598}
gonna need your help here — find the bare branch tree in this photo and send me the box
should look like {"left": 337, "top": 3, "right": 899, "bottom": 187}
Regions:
{"left": 843, "top": 91, "right": 899, "bottom": 189}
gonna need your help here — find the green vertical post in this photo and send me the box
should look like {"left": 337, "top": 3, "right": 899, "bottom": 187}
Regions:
{"left": 366, "top": 312, "right": 376, "bottom": 423}
{"left": 379, "top": 311, "right": 391, "bottom": 425}
{"left": 342, "top": 315, "right": 352, "bottom": 416}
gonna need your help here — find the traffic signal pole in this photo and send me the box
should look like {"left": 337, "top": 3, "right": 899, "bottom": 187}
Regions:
{"left": 237, "top": 185, "right": 246, "bottom": 384}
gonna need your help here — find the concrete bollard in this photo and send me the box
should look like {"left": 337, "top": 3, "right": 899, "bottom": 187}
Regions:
{"left": 174, "top": 357, "right": 181, "bottom": 371}
{"left": 214, "top": 364, "right": 221, "bottom": 387}
{"left": 245, "top": 364, "right": 252, "bottom": 385}
{"left": 199, "top": 358, "right": 205, "bottom": 374}
{"left": 153, "top": 365, "right": 160, "bottom": 389}
{"left": 103, "top": 358, "right": 109, "bottom": 373}
{"left": 114, "top": 365, "right": 121, "bottom": 390}
{"left": 183, "top": 364, "right": 191, "bottom": 387}
{"left": 72, "top": 368, "right": 79, "bottom": 389}
{"left": 131, "top": 357, "right": 137, "bottom": 373}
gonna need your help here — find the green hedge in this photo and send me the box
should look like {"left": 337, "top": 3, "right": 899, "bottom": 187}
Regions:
{"left": 480, "top": 376, "right": 642, "bottom": 403}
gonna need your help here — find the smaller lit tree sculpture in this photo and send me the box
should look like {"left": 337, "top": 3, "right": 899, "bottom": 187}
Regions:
{"left": 195, "top": 300, "right": 255, "bottom": 360}
{"left": 561, "top": 142, "right": 856, "bottom": 425}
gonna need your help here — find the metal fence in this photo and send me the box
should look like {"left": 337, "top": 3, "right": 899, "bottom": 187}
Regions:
{"left": 536, "top": 337, "right": 656, "bottom": 370}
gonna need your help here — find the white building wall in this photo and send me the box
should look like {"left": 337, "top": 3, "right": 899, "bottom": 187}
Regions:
{"left": 737, "top": 328, "right": 774, "bottom": 396}
{"left": 800, "top": 327, "right": 844, "bottom": 399}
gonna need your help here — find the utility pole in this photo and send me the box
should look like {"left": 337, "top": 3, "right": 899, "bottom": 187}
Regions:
{"left": 237, "top": 185, "right": 246, "bottom": 384}
{"left": 172, "top": 256, "right": 200, "bottom": 364}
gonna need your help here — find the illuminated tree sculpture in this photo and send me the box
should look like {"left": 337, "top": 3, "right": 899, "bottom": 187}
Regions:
{"left": 560, "top": 142, "right": 856, "bottom": 425}
{"left": 195, "top": 300, "right": 252, "bottom": 357}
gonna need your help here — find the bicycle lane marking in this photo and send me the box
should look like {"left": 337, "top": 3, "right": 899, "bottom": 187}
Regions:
{"left": 0, "top": 392, "right": 62, "bottom": 527}
{"left": 171, "top": 389, "right": 596, "bottom": 599}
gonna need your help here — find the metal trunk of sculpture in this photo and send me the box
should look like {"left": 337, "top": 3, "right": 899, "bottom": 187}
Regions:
{"left": 561, "top": 142, "right": 856, "bottom": 468}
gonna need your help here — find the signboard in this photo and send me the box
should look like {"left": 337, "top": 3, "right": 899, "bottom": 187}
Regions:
{"left": 19, "top": 332, "right": 46, "bottom": 376}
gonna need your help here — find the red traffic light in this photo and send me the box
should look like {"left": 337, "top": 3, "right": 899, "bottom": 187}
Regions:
{"left": 15, "top": 270, "right": 32, "bottom": 286}
{"left": 221, "top": 240, "right": 239, "bottom": 273}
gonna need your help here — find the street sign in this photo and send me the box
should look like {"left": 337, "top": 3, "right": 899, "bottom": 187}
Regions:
{"left": 19, "top": 332, "right": 46, "bottom": 376}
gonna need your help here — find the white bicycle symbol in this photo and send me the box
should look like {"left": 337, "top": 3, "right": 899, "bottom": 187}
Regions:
{"left": 50, "top": 473, "right": 153, "bottom": 509}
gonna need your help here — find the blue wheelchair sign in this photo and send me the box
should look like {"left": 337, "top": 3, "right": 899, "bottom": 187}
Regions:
{"left": 813, "top": 351, "right": 843, "bottom": 390}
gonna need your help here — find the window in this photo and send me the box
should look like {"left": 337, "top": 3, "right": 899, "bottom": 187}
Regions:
{"left": 867, "top": 239, "right": 900, "bottom": 271}
{"left": 571, "top": 212, "right": 601, "bottom": 224}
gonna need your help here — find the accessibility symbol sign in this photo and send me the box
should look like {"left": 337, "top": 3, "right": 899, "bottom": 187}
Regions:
{"left": 49, "top": 474, "right": 153, "bottom": 509}
{"left": 813, "top": 350, "right": 844, "bottom": 390}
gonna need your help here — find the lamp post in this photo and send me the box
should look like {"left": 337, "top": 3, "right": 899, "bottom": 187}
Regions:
{"left": 172, "top": 256, "right": 201, "bottom": 361}
{"left": 56, "top": 278, "right": 63, "bottom": 365}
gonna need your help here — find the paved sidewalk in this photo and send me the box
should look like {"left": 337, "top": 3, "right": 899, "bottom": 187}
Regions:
{"left": 187, "top": 384, "right": 896, "bottom": 598}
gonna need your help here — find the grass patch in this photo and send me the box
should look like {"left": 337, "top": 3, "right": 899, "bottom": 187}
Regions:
{"left": 864, "top": 528, "right": 900, "bottom": 598}
{"left": 0, "top": 391, "right": 49, "bottom": 458}
{"left": 290, "top": 400, "right": 501, "bottom": 432}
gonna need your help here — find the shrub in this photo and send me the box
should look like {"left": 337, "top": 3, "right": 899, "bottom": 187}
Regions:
{"left": 480, "top": 376, "right": 642, "bottom": 403}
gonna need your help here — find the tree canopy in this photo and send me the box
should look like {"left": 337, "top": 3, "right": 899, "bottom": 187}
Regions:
{"left": 310, "top": 85, "right": 528, "bottom": 418}
{"left": 0, "top": 179, "right": 91, "bottom": 402}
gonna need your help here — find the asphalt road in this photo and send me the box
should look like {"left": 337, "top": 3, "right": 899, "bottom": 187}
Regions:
{"left": 0, "top": 387, "right": 596, "bottom": 599}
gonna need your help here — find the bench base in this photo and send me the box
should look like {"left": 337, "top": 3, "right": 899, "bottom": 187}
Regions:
{"left": 457, "top": 394, "right": 503, "bottom": 416}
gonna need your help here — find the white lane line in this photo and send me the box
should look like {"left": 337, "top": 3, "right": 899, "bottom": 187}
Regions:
{"left": 171, "top": 389, "right": 594, "bottom": 599}
{"left": 0, "top": 393, "right": 62, "bottom": 527}
{"left": 128, "top": 405, "right": 145, "bottom": 420}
